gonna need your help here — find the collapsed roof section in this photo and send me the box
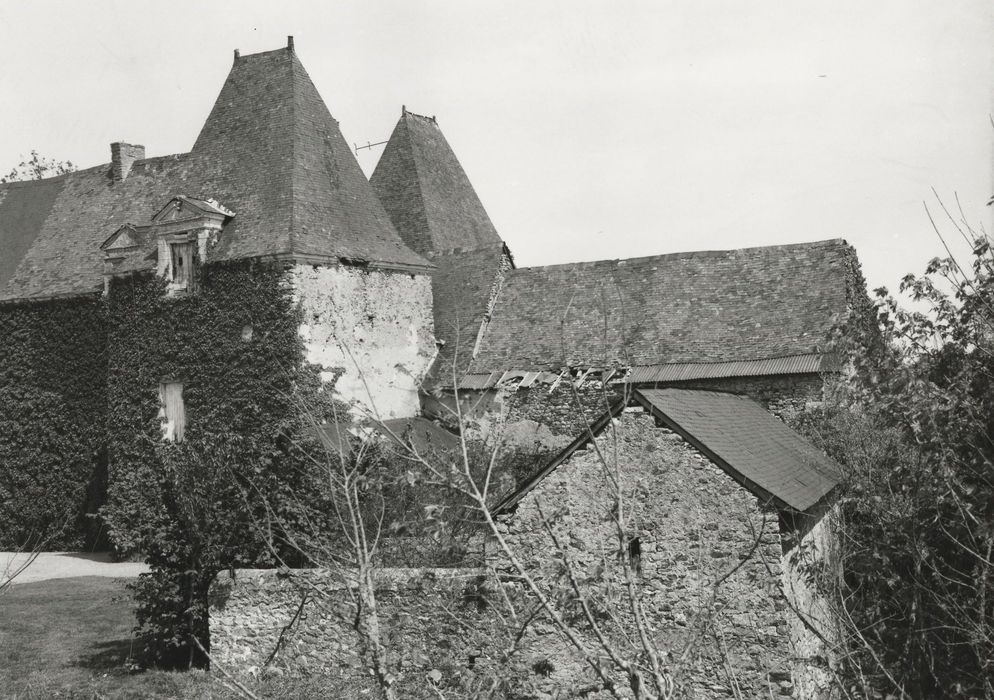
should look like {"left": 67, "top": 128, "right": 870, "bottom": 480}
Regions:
{"left": 463, "top": 239, "right": 858, "bottom": 386}
{"left": 0, "top": 42, "right": 430, "bottom": 303}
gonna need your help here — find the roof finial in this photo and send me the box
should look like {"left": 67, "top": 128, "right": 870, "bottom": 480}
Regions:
{"left": 402, "top": 105, "right": 407, "bottom": 115}
{"left": 233, "top": 49, "right": 240, "bottom": 61}
{"left": 287, "top": 36, "right": 294, "bottom": 52}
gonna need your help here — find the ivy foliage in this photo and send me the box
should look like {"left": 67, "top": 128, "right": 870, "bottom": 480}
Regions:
{"left": 0, "top": 297, "right": 108, "bottom": 549}
{"left": 102, "top": 260, "right": 335, "bottom": 667}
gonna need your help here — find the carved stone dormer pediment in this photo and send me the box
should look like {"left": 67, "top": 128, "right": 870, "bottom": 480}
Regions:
{"left": 152, "top": 195, "right": 235, "bottom": 226}
{"left": 151, "top": 196, "right": 234, "bottom": 295}
{"left": 100, "top": 224, "right": 144, "bottom": 257}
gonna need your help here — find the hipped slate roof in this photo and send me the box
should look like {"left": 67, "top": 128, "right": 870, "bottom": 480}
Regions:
{"left": 0, "top": 45, "right": 428, "bottom": 302}
{"left": 496, "top": 388, "right": 842, "bottom": 514}
{"left": 470, "top": 239, "right": 855, "bottom": 375}
{"left": 371, "top": 110, "right": 503, "bottom": 257}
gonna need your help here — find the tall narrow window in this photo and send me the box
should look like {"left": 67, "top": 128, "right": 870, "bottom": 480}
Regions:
{"left": 627, "top": 536, "right": 642, "bottom": 576}
{"left": 169, "top": 242, "right": 196, "bottom": 292}
{"left": 159, "top": 382, "right": 185, "bottom": 443}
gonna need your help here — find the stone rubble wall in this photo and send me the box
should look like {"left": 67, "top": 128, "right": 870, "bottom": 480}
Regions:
{"left": 209, "top": 568, "right": 506, "bottom": 690}
{"left": 496, "top": 408, "right": 798, "bottom": 698}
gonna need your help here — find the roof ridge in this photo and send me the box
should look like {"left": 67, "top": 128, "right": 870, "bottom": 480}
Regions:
{"left": 403, "top": 109, "right": 438, "bottom": 124}
{"left": 512, "top": 238, "right": 849, "bottom": 273}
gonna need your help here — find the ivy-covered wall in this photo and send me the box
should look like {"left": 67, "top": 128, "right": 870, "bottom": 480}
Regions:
{"left": 0, "top": 296, "right": 108, "bottom": 549}
{"left": 103, "top": 259, "right": 307, "bottom": 554}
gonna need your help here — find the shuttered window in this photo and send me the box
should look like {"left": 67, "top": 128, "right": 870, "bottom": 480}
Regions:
{"left": 169, "top": 242, "right": 195, "bottom": 292}
{"left": 159, "top": 382, "right": 185, "bottom": 443}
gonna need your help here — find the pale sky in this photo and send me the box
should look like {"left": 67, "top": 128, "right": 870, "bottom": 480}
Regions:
{"left": 0, "top": 1, "right": 990, "bottom": 295}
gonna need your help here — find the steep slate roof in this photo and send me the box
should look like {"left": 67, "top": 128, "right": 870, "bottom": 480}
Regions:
{"left": 370, "top": 110, "right": 503, "bottom": 257}
{"left": 469, "top": 239, "right": 854, "bottom": 375}
{"left": 0, "top": 177, "right": 65, "bottom": 291}
{"left": 0, "top": 44, "right": 428, "bottom": 303}
{"left": 495, "top": 388, "right": 841, "bottom": 514}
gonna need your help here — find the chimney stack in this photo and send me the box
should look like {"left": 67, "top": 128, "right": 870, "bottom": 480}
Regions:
{"left": 111, "top": 142, "right": 145, "bottom": 181}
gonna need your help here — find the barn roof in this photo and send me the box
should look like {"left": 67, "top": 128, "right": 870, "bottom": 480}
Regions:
{"left": 467, "top": 239, "right": 856, "bottom": 378}
{"left": 494, "top": 388, "right": 842, "bottom": 514}
{"left": 371, "top": 110, "right": 503, "bottom": 257}
{"left": 0, "top": 44, "right": 429, "bottom": 303}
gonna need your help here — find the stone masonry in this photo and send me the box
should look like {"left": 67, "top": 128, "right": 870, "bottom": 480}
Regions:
{"left": 212, "top": 407, "right": 834, "bottom": 697}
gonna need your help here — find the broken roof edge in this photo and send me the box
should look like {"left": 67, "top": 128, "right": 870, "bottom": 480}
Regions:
{"left": 448, "top": 352, "right": 841, "bottom": 390}
{"left": 509, "top": 238, "right": 850, "bottom": 274}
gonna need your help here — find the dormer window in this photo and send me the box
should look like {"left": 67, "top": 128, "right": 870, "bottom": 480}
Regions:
{"left": 99, "top": 196, "right": 233, "bottom": 298}
{"left": 152, "top": 196, "right": 234, "bottom": 297}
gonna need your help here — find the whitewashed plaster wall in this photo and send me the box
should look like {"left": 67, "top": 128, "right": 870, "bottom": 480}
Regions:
{"left": 289, "top": 264, "right": 435, "bottom": 419}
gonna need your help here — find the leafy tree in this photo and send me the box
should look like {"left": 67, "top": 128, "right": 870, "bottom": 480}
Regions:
{"left": 802, "top": 200, "right": 994, "bottom": 698}
{"left": 1, "top": 150, "right": 75, "bottom": 183}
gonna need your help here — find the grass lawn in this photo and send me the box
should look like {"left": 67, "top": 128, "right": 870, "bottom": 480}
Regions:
{"left": 0, "top": 577, "right": 356, "bottom": 699}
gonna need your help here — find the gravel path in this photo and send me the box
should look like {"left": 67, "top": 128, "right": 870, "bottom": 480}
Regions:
{"left": 0, "top": 552, "right": 148, "bottom": 586}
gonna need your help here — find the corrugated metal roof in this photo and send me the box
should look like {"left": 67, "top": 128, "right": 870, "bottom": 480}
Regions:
{"left": 636, "top": 388, "right": 840, "bottom": 511}
{"left": 627, "top": 353, "right": 839, "bottom": 383}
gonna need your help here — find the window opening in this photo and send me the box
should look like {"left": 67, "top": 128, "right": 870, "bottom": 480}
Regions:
{"left": 169, "top": 242, "right": 195, "bottom": 292}
{"left": 159, "top": 382, "right": 185, "bottom": 443}
{"left": 627, "top": 536, "right": 642, "bottom": 575}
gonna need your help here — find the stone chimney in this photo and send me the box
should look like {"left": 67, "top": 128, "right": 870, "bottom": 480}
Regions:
{"left": 110, "top": 142, "right": 145, "bottom": 181}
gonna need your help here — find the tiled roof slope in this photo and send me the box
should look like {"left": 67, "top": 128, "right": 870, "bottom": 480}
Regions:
{"left": 0, "top": 46, "right": 428, "bottom": 302}
{"left": 370, "top": 111, "right": 502, "bottom": 257}
{"left": 192, "top": 49, "right": 427, "bottom": 267}
{"left": 1, "top": 156, "right": 199, "bottom": 301}
{"left": 0, "top": 177, "right": 65, "bottom": 290}
{"left": 428, "top": 244, "right": 509, "bottom": 379}
{"left": 637, "top": 388, "right": 841, "bottom": 511}
{"left": 470, "top": 239, "right": 855, "bottom": 372}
